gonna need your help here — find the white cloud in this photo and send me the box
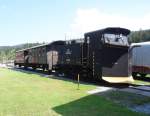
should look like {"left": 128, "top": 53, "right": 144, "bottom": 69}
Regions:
{"left": 68, "top": 8, "right": 150, "bottom": 38}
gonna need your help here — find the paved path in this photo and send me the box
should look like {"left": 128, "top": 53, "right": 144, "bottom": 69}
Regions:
{"left": 87, "top": 86, "right": 116, "bottom": 94}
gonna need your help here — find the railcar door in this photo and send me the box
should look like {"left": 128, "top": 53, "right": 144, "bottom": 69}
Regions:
{"left": 47, "top": 51, "right": 58, "bottom": 70}
{"left": 24, "top": 50, "right": 29, "bottom": 63}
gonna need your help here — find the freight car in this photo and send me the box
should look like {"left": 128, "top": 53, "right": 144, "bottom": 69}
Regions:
{"left": 14, "top": 27, "right": 132, "bottom": 83}
{"left": 132, "top": 42, "right": 150, "bottom": 77}
{"left": 14, "top": 41, "right": 65, "bottom": 71}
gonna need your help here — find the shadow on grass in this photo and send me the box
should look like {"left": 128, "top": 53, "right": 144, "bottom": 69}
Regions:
{"left": 52, "top": 94, "right": 143, "bottom": 116}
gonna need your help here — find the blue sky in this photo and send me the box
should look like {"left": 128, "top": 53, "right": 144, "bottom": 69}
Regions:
{"left": 0, "top": 0, "right": 150, "bottom": 46}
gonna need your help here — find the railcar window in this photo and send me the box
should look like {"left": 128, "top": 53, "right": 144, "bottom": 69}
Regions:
{"left": 104, "top": 33, "right": 129, "bottom": 46}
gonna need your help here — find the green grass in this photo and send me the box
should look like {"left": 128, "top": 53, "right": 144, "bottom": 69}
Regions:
{"left": 0, "top": 68, "right": 148, "bottom": 116}
{"left": 132, "top": 80, "right": 150, "bottom": 85}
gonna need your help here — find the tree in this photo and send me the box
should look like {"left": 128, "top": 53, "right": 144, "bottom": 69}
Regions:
{"left": 130, "top": 29, "right": 150, "bottom": 43}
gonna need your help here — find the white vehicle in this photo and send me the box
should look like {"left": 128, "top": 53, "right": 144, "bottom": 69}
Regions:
{"left": 132, "top": 42, "right": 150, "bottom": 77}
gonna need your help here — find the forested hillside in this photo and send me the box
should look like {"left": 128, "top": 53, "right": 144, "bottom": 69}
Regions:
{"left": 0, "top": 43, "right": 42, "bottom": 62}
{"left": 130, "top": 29, "right": 150, "bottom": 43}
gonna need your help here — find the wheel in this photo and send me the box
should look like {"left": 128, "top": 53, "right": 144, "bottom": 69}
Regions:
{"left": 24, "top": 66, "right": 27, "bottom": 69}
{"left": 42, "top": 67, "right": 45, "bottom": 71}
{"left": 32, "top": 66, "right": 36, "bottom": 70}
{"left": 48, "top": 70, "right": 52, "bottom": 74}
{"left": 132, "top": 72, "right": 137, "bottom": 78}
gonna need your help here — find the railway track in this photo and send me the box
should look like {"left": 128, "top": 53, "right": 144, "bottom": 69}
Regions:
{"left": 8, "top": 66, "right": 150, "bottom": 90}
{"left": 10, "top": 67, "right": 131, "bottom": 88}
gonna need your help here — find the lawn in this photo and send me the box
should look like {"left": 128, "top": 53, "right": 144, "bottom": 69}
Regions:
{"left": 0, "top": 68, "right": 148, "bottom": 116}
{"left": 132, "top": 80, "right": 150, "bottom": 85}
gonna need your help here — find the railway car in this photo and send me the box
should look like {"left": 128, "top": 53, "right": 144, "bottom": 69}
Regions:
{"left": 132, "top": 42, "right": 150, "bottom": 77}
{"left": 14, "top": 41, "right": 65, "bottom": 71}
{"left": 55, "top": 39, "right": 83, "bottom": 74}
{"left": 57, "top": 27, "right": 132, "bottom": 83}
{"left": 14, "top": 27, "right": 132, "bottom": 83}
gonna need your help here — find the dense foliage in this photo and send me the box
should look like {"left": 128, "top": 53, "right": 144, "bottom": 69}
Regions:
{"left": 130, "top": 29, "right": 150, "bottom": 43}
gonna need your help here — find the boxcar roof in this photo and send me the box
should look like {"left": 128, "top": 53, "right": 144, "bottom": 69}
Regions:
{"left": 16, "top": 40, "right": 66, "bottom": 53}
{"left": 85, "top": 27, "right": 130, "bottom": 36}
{"left": 16, "top": 43, "right": 51, "bottom": 53}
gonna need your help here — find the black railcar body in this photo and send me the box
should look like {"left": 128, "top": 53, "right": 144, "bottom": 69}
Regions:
{"left": 14, "top": 27, "right": 132, "bottom": 83}
{"left": 15, "top": 41, "right": 65, "bottom": 70}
